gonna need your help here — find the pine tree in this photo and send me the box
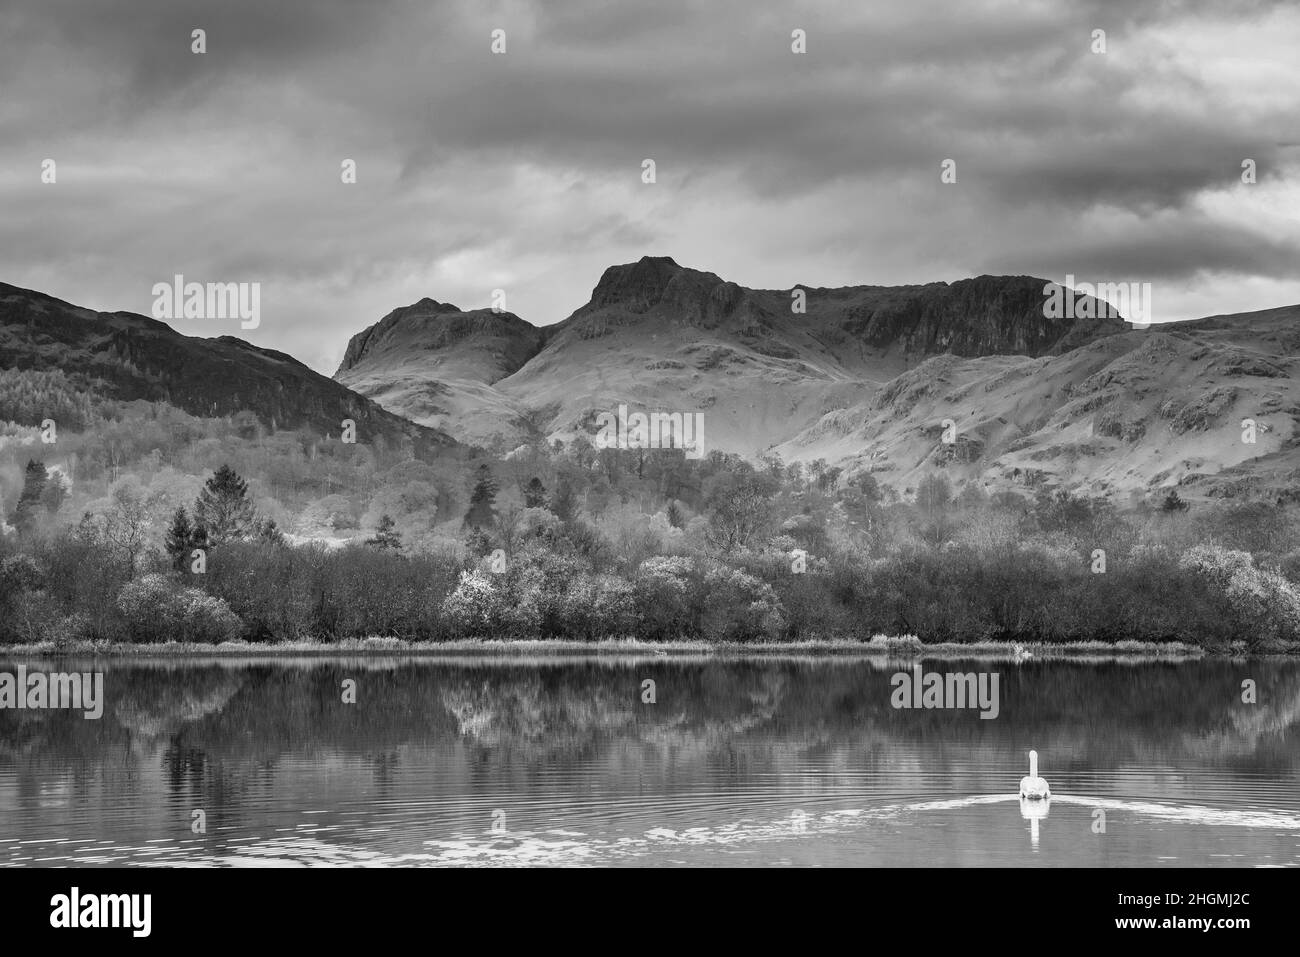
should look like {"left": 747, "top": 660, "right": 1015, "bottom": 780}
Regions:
{"left": 1161, "top": 490, "right": 1190, "bottom": 513}
{"left": 40, "top": 471, "right": 68, "bottom": 514}
{"left": 164, "top": 506, "right": 192, "bottom": 570}
{"left": 163, "top": 506, "right": 210, "bottom": 571}
{"left": 366, "top": 513, "right": 403, "bottom": 551}
{"left": 194, "top": 464, "right": 256, "bottom": 545}
{"left": 464, "top": 464, "right": 499, "bottom": 528}
{"left": 10, "top": 460, "right": 48, "bottom": 532}
{"left": 523, "top": 476, "right": 549, "bottom": 509}
{"left": 665, "top": 499, "right": 684, "bottom": 529}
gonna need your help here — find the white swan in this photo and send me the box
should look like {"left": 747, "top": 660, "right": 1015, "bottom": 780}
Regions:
{"left": 1019, "top": 749, "right": 1050, "bottom": 800}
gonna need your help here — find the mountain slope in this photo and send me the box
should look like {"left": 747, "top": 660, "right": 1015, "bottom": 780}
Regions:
{"left": 0, "top": 282, "right": 451, "bottom": 451}
{"left": 339, "top": 256, "right": 1121, "bottom": 453}
{"left": 334, "top": 298, "right": 542, "bottom": 446}
{"left": 774, "top": 304, "right": 1300, "bottom": 498}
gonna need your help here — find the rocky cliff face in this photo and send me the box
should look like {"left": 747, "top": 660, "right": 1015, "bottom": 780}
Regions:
{"left": 836, "top": 274, "right": 1127, "bottom": 357}
{"left": 548, "top": 258, "right": 1120, "bottom": 361}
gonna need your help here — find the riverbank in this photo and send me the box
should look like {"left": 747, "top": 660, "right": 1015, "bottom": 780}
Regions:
{"left": 2, "top": 635, "right": 1267, "bottom": 661}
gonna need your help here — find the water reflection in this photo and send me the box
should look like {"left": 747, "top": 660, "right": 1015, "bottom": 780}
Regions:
{"left": 1, "top": 655, "right": 1297, "bottom": 866}
{"left": 1020, "top": 795, "right": 1050, "bottom": 850}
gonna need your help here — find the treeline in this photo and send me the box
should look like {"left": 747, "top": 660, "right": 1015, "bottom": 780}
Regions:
{"left": 5, "top": 388, "right": 1300, "bottom": 650}
{"left": 3, "top": 456, "right": 1300, "bottom": 650}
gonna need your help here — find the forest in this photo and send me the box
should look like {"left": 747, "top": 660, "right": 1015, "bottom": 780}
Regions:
{"left": 3, "top": 367, "right": 1300, "bottom": 651}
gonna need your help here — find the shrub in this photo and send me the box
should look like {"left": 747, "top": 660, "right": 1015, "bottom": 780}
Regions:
{"left": 561, "top": 573, "right": 637, "bottom": 640}
{"left": 441, "top": 569, "right": 509, "bottom": 637}
{"left": 699, "top": 564, "right": 786, "bottom": 642}
{"left": 115, "top": 573, "right": 242, "bottom": 643}
{"left": 1179, "top": 544, "right": 1300, "bottom": 648}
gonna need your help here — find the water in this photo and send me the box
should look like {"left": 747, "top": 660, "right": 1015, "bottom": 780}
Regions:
{"left": 1, "top": 654, "right": 1297, "bottom": 867}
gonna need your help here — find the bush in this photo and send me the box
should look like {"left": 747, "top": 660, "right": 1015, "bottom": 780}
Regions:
{"left": 115, "top": 573, "right": 242, "bottom": 643}
{"left": 699, "top": 564, "right": 786, "bottom": 642}
{"left": 1179, "top": 544, "right": 1300, "bottom": 648}
{"left": 633, "top": 556, "right": 697, "bottom": 639}
{"left": 441, "top": 569, "right": 510, "bottom": 637}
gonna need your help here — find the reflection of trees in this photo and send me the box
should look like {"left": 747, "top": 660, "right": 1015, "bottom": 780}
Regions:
{"left": 1, "top": 659, "right": 1298, "bottom": 811}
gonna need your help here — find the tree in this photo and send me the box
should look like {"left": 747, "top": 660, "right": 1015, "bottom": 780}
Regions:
{"left": 819, "top": 466, "right": 843, "bottom": 493}
{"left": 366, "top": 513, "right": 403, "bottom": 551}
{"left": 165, "top": 506, "right": 210, "bottom": 572}
{"left": 665, "top": 499, "right": 685, "bottom": 529}
{"left": 916, "top": 473, "right": 952, "bottom": 516}
{"left": 103, "top": 476, "right": 154, "bottom": 575}
{"left": 40, "top": 471, "right": 68, "bottom": 514}
{"left": 255, "top": 516, "right": 285, "bottom": 546}
{"left": 523, "top": 477, "right": 549, "bottom": 509}
{"left": 853, "top": 471, "right": 882, "bottom": 505}
{"left": 194, "top": 464, "right": 256, "bottom": 545}
{"left": 464, "top": 464, "right": 499, "bottom": 528}
{"left": 10, "top": 460, "right": 48, "bottom": 532}
{"left": 550, "top": 478, "right": 578, "bottom": 522}
{"left": 809, "top": 459, "right": 828, "bottom": 489}
{"left": 1161, "top": 490, "right": 1190, "bottom": 513}
{"left": 704, "top": 473, "right": 777, "bottom": 552}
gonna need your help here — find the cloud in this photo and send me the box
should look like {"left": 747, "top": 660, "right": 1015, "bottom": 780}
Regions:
{"left": 1, "top": 0, "right": 1297, "bottom": 370}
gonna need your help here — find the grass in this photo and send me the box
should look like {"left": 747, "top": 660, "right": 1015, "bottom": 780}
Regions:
{"left": 0, "top": 634, "right": 1234, "bottom": 661}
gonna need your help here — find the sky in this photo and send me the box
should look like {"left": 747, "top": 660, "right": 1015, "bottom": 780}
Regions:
{"left": 2, "top": 0, "right": 1299, "bottom": 374}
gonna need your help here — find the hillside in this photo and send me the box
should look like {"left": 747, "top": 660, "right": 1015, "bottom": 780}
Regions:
{"left": 336, "top": 256, "right": 1120, "bottom": 454}
{"left": 0, "top": 282, "right": 451, "bottom": 452}
{"left": 775, "top": 304, "right": 1300, "bottom": 499}
{"left": 335, "top": 299, "right": 541, "bottom": 447}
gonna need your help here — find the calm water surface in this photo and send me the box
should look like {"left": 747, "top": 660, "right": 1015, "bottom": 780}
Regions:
{"left": 1, "top": 655, "right": 1297, "bottom": 867}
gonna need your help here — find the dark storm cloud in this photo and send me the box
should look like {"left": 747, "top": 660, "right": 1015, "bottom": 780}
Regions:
{"left": 1, "top": 0, "right": 1297, "bottom": 369}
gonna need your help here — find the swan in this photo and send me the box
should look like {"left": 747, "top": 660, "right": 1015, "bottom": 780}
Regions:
{"left": 1019, "top": 749, "right": 1050, "bottom": 800}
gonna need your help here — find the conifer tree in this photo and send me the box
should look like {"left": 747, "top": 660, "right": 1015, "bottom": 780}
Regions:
{"left": 10, "top": 460, "right": 48, "bottom": 532}
{"left": 523, "top": 476, "right": 549, "bottom": 509}
{"left": 194, "top": 464, "right": 256, "bottom": 545}
{"left": 164, "top": 506, "right": 194, "bottom": 571}
{"left": 366, "top": 513, "right": 403, "bottom": 551}
{"left": 464, "top": 464, "right": 499, "bottom": 528}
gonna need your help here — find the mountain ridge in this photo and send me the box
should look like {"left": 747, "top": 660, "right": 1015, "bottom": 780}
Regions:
{"left": 0, "top": 280, "right": 452, "bottom": 452}
{"left": 335, "top": 256, "right": 1127, "bottom": 454}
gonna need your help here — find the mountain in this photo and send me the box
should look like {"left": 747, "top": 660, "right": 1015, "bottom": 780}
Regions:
{"left": 336, "top": 256, "right": 1122, "bottom": 454}
{"left": 0, "top": 282, "right": 450, "bottom": 451}
{"left": 334, "top": 299, "right": 541, "bottom": 446}
{"left": 774, "top": 303, "right": 1300, "bottom": 500}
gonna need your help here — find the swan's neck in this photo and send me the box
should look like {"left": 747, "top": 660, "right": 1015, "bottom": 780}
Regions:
{"left": 1029, "top": 751, "right": 1038, "bottom": 778}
